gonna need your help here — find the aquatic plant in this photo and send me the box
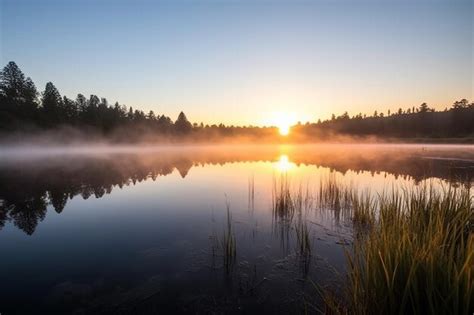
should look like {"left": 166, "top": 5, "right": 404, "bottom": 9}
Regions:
{"left": 272, "top": 174, "right": 298, "bottom": 222}
{"left": 351, "top": 190, "right": 376, "bottom": 228}
{"left": 295, "top": 214, "right": 312, "bottom": 277}
{"left": 222, "top": 201, "right": 236, "bottom": 274}
{"left": 324, "top": 183, "right": 474, "bottom": 315}
{"left": 248, "top": 174, "right": 255, "bottom": 212}
{"left": 295, "top": 218, "right": 311, "bottom": 256}
{"left": 317, "top": 174, "right": 354, "bottom": 219}
{"left": 272, "top": 175, "right": 304, "bottom": 250}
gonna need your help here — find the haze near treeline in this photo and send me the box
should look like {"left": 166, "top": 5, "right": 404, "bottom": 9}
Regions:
{"left": 1, "top": 61, "right": 473, "bottom": 144}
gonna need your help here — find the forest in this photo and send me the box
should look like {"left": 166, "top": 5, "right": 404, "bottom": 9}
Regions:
{"left": 1, "top": 61, "right": 473, "bottom": 142}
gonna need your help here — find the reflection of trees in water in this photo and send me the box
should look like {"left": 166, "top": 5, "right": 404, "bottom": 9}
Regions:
{"left": 0, "top": 183, "right": 48, "bottom": 235}
{"left": 0, "top": 147, "right": 472, "bottom": 235}
{"left": 0, "top": 155, "right": 194, "bottom": 235}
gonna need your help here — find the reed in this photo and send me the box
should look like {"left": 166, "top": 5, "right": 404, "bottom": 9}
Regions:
{"left": 295, "top": 217, "right": 312, "bottom": 257}
{"left": 272, "top": 175, "right": 315, "bottom": 254}
{"left": 351, "top": 190, "right": 376, "bottom": 228}
{"left": 295, "top": 213, "right": 312, "bottom": 277}
{"left": 248, "top": 174, "right": 255, "bottom": 212}
{"left": 222, "top": 201, "right": 236, "bottom": 274}
{"left": 317, "top": 174, "right": 354, "bottom": 218}
{"left": 272, "top": 174, "right": 300, "bottom": 222}
{"left": 272, "top": 175, "right": 473, "bottom": 313}
{"left": 326, "top": 183, "right": 474, "bottom": 315}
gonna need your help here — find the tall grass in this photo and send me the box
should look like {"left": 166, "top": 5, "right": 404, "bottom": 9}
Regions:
{"left": 295, "top": 216, "right": 312, "bottom": 257}
{"left": 317, "top": 174, "right": 354, "bottom": 224}
{"left": 351, "top": 190, "right": 376, "bottom": 228}
{"left": 248, "top": 174, "right": 255, "bottom": 212}
{"left": 272, "top": 174, "right": 300, "bottom": 222}
{"left": 272, "top": 174, "right": 295, "bottom": 250}
{"left": 269, "top": 174, "right": 472, "bottom": 313}
{"left": 222, "top": 201, "right": 236, "bottom": 274}
{"left": 272, "top": 175, "right": 313, "bottom": 274}
{"left": 326, "top": 182, "right": 474, "bottom": 315}
{"left": 295, "top": 213, "right": 312, "bottom": 277}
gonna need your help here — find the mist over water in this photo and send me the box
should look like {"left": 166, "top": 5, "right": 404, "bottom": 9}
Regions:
{"left": 0, "top": 144, "right": 472, "bottom": 314}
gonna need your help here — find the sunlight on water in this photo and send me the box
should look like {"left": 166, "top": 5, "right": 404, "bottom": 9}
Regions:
{"left": 274, "top": 154, "right": 295, "bottom": 172}
{"left": 0, "top": 144, "right": 472, "bottom": 313}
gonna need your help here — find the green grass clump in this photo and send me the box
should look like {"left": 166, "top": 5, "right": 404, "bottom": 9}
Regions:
{"left": 334, "top": 184, "right": 474, "bottom": 315}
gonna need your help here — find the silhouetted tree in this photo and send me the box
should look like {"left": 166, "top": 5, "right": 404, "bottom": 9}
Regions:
{"left": 452, "top": 99, "right": 469, "bottom": 109}
{"left": 0, "top": 62, "right": 40, "bottom": 127}
{"left": 1, "top": 61, "right": 473, "bottom": 141}
{"left": 23, "top": 77, "right": 38, "bottom": 104}
{"left": 0, "top": 61, "right": 26, "bottom": 99}
{"left": 174, "top": 111, "right": 192, "bottom": 134}
{"left": 419, "top": 102, "right": 429, "bottom": 113}
{"left": 76, "top": 93, "right": 88, "bottom": 116}
{"left": 41, "top": 82, "right": 62, "bottom": 125}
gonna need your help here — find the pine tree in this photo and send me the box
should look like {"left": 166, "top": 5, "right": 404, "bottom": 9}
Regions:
{"left": 419, "top": 102, "right": 429, "bottom": 113}
{"left": 174, "top": 111, "right": 192, "bottom": 134}
{"left": 23, "top": 77, "right": 38, "bottom": 104}
{"left": 0, "top": 61, "right": 26, "bottom": 99}
{"left": 42, "top": 82, "right": 62, "bottom": 113}
{"left": 41, "top": 82, "right": 62, "bottom": 125}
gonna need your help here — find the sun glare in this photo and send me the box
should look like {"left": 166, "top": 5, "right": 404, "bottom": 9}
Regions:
{"left": 279, "top": 125, "right": 290, "bottom": 136}
{"left": 274, "top": 154, "right": 294, "bottom": 172}
{"left": 270, "top": 112, "right": 296, "bottom": 136}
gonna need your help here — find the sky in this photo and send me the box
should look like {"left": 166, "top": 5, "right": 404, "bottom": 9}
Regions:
{"left": 1, "top": 0, "right": 472, "bottom": 126}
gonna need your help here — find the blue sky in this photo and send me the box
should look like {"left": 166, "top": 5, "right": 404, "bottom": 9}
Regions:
{"left": 1, "top": 0, "right": 472, "bottom": 125}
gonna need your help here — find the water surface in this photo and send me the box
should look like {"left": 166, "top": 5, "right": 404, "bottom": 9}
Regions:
{"left": 0, "top": 144, "right": 473, "bottom": 314}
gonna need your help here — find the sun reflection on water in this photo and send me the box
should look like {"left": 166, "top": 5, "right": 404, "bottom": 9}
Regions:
{"left": 274, "top": 154, "right": 295, "bottom": 172}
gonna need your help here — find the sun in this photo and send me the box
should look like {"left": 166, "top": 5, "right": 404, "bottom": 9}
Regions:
{"left": 271, "top": 112, "right": 295, "bottom": 136}
{"left": 279, "top": 124, "right": 290, "bottom": 136}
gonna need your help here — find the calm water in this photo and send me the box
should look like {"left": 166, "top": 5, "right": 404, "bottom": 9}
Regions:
{"left": 0, "top": 144, "right": 473, "bottom": 314}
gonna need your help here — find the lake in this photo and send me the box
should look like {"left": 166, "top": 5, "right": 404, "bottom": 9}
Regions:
{"left": 0, "top": 144, "right": 473, "bottom": 314}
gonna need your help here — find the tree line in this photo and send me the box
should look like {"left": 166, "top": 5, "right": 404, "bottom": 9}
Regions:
{"left": 0, "top": 61, "right": 192, "bottom": 134}
{"left": 298, "top": 99, "right": 474, "bottom": 139}
{"left": 1, "top": 61, "right": 473, "bottom": 141}
{"left": 0, "top": 61, "right": 277, "bottom": 141}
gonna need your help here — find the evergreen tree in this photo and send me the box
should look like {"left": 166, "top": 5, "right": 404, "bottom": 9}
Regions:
{"left": 174, "top": 111, "right": 192, "bottom": 134}
{"left": 63, "top": 96, "right": 77, "bottom": 122}
{"left": 41, "top": 82, "right": 62, "bottom": 125}
{"left": 0, "top": 61, "right": 26, "bottom": 99}
{"left": 148, "top": 110, "right": 156, "bottom": 121}
{"left": 419, "top": 102, "right": 429, "bottom": 113}
{"left": 76, "top": 94, "right": 88, "bottom": 114}
{"left": 23, "top": 77, "right": 38, "bottom": 104}
{"left": 452, "top": 99, "right": 469, "bottom": 109}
